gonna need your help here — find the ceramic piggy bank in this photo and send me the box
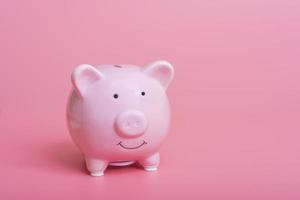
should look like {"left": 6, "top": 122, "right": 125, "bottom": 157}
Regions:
{"left": 66, "top": 60, "right": 174, "bottom": 176}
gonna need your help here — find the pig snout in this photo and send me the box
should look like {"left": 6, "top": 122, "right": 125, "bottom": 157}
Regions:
{"left": 115, "top": 110, "right": 148, "bottom": 138}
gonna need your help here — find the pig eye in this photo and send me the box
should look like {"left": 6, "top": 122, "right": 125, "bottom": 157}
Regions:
{"left": 113, "top": 94, "right": 119, "bottom": 99}
{"left": 141, "top": 91, "right": 146, "bottom": 96}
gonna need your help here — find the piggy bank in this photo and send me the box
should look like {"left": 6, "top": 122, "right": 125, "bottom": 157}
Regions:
{"left": 66, "top": 60, "right": 174, "bottom": 176}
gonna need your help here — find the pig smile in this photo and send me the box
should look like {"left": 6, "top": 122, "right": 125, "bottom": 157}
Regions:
{"left": 117, "top": 140, "right": 147, "bottom": 150}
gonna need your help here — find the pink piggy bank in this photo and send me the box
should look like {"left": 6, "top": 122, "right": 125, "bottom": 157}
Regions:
{"left": 66, "top": 60, "right": 174, "bottom": 176}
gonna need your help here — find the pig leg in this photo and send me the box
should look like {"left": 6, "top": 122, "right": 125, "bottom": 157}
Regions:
{"left": 85, "top": 158, "right": 108, "bottom": 177}
{"left": 138, "top": 152, "right": 160, "bottom": 171}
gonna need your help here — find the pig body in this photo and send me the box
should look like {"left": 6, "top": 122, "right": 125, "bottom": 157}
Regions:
{"left": 66, "top": 61, "right": 174, "bottom": 176}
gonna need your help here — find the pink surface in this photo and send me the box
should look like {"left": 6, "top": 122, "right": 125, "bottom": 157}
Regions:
{"left": 1, "top": 0, "right": 300, "bottom": 199}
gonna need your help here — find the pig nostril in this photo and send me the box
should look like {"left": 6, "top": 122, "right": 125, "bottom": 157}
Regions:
{"left": 124, "top": 122, "right": 130, "bottom": 129}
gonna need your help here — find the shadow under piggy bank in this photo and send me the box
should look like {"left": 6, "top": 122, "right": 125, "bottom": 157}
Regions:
{"left": 45, "top": 141, "right": 142, "bottom": 176}
{"left": 44, "top": 141, "right": 86, "bottom": 175}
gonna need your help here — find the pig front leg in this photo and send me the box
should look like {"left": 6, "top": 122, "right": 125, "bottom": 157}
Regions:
{"left": 138, "top": 152, "right": 160, "bottom": 171}
{"left": 85, "top": 158, "right": 108, "bottom": 177}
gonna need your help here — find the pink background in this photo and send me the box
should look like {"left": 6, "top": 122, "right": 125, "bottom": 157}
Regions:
{"left": 1, "top": 0, "right": 300, "bottom": 199}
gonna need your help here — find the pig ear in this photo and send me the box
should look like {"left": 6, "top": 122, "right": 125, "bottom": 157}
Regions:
{"left": 143, "top": 60, "right": 174, "bottom": 89}
{"left": 71, "top": 64, "right": 104, "bottom": 98}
